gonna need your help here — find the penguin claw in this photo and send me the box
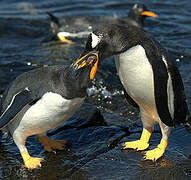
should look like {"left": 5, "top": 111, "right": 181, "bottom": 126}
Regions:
{"left": 24, "top": 157, "right": 43, "bottom": 169}
{"left": 143, "top": 139, "right": 167, "bottom": 161}
{"left": 122, "top": 140, "right": 149, "bottom": 151}
{"left": 143, "top": 147, "right": 164, "bottom": 161}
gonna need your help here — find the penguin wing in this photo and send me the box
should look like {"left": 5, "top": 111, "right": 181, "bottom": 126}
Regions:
{"left": 144, "top": 39, "right": 188, "bottom": 127}
{"left": 152, "top": 38, "right": 188, "bottom": 125}
{"left": 166, "top": 56, "right": 189, "bottom": 125}
{"left": 151, "top": 57, "right": 174, "bottom": 127}
{"left": 143, "top": 42, "right": 174, "bottom": 127}
{"left": 0, "top": 88, "right": 35, "bottom": 129}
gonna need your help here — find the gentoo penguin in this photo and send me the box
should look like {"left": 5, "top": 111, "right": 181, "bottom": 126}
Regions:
{"left": 118, "top": 3, "right": 157, "bottom": 28}
{"left": 78, "top": 24, "right": 190, "bottom": 161}
{"left": 0, "top": 51, "right": 98, "bottom": 169}
{"left": 47, "top": 3, "right": 156, "bottom": 43}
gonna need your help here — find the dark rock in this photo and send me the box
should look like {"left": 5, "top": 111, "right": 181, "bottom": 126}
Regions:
{"left": 184, "top": 114, "right": 191, "bottom": 133}
{"left": 48, "top": 103, "right": 108, "bottom": 136}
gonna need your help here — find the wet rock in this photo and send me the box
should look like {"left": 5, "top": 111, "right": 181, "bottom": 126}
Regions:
{"left": 76, "top": 103, "right": 108, "bottom": 129}
{"left": 184, "top": 114, "right": 191, "bottom": 133}
{"left": 48, "top": 103, "right": 108, "bottom": 136}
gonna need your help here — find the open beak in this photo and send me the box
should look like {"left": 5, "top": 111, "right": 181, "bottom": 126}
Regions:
{"left": 73, "top": 51, "right": 99, "bottom": 80}
{"left": 57, "top": 32, "right": 74, "bottom": 44}
{"left": 141, "top": 11, "right": 157, "bottom": 18}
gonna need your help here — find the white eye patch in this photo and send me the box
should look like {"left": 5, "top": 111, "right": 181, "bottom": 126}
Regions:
{"left": 133, "top": 3, "right": 138, "bottom": 9}
{"left": 91, "top": 32, "right": 101, "bottom": 48}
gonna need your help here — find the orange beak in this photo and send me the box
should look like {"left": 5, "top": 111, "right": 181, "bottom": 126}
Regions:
{"left": 57, "top": 32, "right": 74, "bottom": 44}
{"left": 141, "top": 11, "right": 157, "bottom": 18}
{"left": 73, "top": 51, "right": 99, "bottom": 80}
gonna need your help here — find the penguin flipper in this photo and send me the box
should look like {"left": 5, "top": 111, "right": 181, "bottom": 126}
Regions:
{"left": 123, "top": 88, "right": 139, "bottom": 108}
{"left": 167, "top": 57, "right": 189, "bottom": 125}
{"left": 0, "top": 89, "right": 34, "bottom": 129}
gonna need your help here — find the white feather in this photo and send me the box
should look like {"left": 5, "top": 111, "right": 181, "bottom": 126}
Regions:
{"left": 91, "top": 32, "right": 101, "bottom": 48}
{"left": 114, "top": 45, "right": 158, "bottom": 121}
{"left": 8, "top": 92, "right": 85, "bottom": 137}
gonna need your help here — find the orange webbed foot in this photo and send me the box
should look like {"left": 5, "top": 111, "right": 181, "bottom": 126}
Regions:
{"left": 21, "top": 151, "right": 43, "bottom": 169}
{"left": 143, "top": 139, "right": 168, "bottom": 161}
{"left": 38, "top": 136, "right": 67, "bottom": 152}
{"left": 122, "top": 139, "right": 149, "bottom": 151}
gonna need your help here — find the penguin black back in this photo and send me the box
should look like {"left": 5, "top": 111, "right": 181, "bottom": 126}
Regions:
{"left": 1, "top": 65, "right": 91, "bottom": 114}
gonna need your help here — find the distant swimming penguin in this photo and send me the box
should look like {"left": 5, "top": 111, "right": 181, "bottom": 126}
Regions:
{"left": 47, "top": 3, "right": 156, "bottom": 43}
{"left": 0, "top": 52, "right": 99, "bottom": 169}
{"left": 118, "top": 3, "right": 157, "bottom": 28}
{"left": 78, "top": 24, "right": 190, "bottom": 161}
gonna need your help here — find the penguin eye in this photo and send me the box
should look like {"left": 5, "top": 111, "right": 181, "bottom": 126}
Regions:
{"left": 91, "top": 32, "right": 101, "bottom": 49}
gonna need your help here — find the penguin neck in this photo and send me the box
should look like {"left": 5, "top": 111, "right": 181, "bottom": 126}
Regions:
{"left": 54, "top": 66, "right": 91, "bottom": 99}
{"left": 68, "top": 66, "right": 91, "bottom": 91}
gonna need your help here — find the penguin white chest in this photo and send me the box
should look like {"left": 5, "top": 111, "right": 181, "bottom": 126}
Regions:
{"left": 9, "top": 92, "right": 85, "bottom": 135}
{"left": 114, "top": 45, "right": 157, "bottom": 115}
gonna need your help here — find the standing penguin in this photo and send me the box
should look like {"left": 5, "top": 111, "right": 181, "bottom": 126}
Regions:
{"left": 77, "top": 24, "right": 190, "bottom": 161}
{"left": 0, "top": 52, "right": 99, "bottom": 169}
{"left": 47, "top": 3, "right": 156, "bottom": 43}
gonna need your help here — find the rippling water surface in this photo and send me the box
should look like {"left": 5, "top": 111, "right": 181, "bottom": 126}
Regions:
{"left": 0, "top": 0, "right": 191, "bottom": 179}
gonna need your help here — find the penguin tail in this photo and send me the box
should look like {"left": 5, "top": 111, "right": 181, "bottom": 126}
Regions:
{"left": 184, "top": 114, "right": 191, "bottom": 133}
{"left": 46, "top": 12, "right": 59, "bottom": 25}
{"left": 46, "top": 12, "right": 60, "bottom": 35}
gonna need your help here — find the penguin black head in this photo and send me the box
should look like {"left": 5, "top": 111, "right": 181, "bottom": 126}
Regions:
{"left": 127, "top": 3, "right": 157, "bottom": 27}
{"left": 80, "top": 24, "right": 145, "bottom": 61}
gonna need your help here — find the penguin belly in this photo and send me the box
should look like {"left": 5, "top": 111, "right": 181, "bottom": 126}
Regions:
{"left": 115, "top": 45, "right": 158, "bottom": 121}
{"left": 8, "top": 92, "right": 85, "bottom": 136}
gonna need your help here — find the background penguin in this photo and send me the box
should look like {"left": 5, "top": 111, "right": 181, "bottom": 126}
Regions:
{"left": 118, "top": 3, "right": 157, "bottom": 28}
{"left": 0, "top": 52, "right": 99, "bottom": 169}
{"left": 47, "top": 3, "right": 156, "bottom": 43}
{"left": 77, "top": 24, "right": 190, "bottom": 161}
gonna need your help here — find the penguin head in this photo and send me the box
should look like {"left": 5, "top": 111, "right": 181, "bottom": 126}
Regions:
{"left": 127, "top": 3, "right": 157, "bottom": 27}
{"left": 72, "top": 51, "right": 99, "bottom": 80}
{"left": 47, "top": 12, "right": 73, "bottom": 44}
{"left": 80, "top": 24, "right": 142, "bottom": 62}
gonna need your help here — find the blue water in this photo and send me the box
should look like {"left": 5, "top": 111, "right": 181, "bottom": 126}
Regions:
{"left": 0, "top": 0, "right": 191, "bottom": 179}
